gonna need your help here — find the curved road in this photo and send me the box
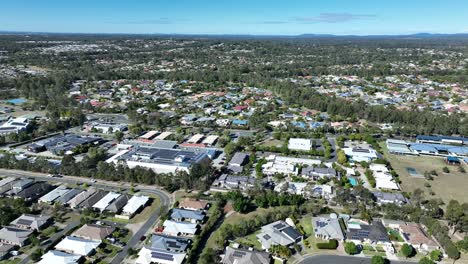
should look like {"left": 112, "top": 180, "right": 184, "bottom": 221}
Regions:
{"left": 298, "top": 255, "right": 415, "bottom": 264}
{"left": 0, "top": 168, "right": 172, "bottom": 264}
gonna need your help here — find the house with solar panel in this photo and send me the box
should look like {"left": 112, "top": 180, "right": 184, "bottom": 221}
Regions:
{"left": 170, "top": 209, "right": 206, "bottom": 224}
{"left": 10, "top": 214, "right": 51, "bottom": 231}
{"left": 313, "top": 217, "right": 345, "bottom": 241}
{"left": 256, "top": 220, "right": 302, "bottom": 251}
{"left": 136, "top": 246, "right": 186, "bottom": 264}
{"left": 345, "top": 219, "right": 391, "bottom": 246}
{"left": 148, "top": 234, "right": 191, "bottom": 253}
{"left": 221, "top": 246, "right": 271, "bottom": 264}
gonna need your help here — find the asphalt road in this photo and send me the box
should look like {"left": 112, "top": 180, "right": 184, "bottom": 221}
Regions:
{"left": 298, "top": 255, "right": 415, "bottom": 264}
{"left": 0, "top": 168, "right": 172, "bottom": 264}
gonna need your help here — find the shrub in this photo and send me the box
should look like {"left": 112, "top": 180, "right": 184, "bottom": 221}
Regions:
{"left": 344, "top": 242, "right": 358, "bottom": 255}
{"left": 316, "top": 239, "right": 338, "bottom": 249}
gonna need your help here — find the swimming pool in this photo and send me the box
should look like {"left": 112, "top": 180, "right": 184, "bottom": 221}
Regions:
{"left": 5, "top": 98, "right": 27, "bottom": 105}
{"left": 406, "top": 167, "right": 418, "bottom": 176}
{"left": 349, "top": 177, "right": 358, "bottom": 186}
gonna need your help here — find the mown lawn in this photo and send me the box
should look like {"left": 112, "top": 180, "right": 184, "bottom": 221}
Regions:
{"left": 380, "top": 141, "right": 468, "bottom": 204}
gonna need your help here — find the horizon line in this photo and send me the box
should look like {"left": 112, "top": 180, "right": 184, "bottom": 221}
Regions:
{"left": 1, "top": 30, "right": 468, "bottom": 37}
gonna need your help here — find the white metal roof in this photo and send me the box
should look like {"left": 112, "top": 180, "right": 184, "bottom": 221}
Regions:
{"left": 92, "top": 192, "right": 121, "bottom": 211}
{"left": 55, "top": 236, "right": 100, "bottom": 256}
{"left": 122, "top": 195, "right": 149, "bottom": 215}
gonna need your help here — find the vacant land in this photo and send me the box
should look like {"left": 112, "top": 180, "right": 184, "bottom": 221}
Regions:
{"left": 381, "top": 142, "right": 468, "bottom": 204}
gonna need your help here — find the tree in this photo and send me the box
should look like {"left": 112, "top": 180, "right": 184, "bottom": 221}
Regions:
{"left": 30, "top": 249, "right": 43, "bottom": 261}
{"left": 418, "top": 257, "right": 435, "bottom": 264}
{"left": 446, "top": 200, "right": 465, "bottom": 234}
{"left": 344, "top": 242, "right": 358, "bottom": 255}
{"left": 445, "top": 242, "right": 460, "bottom": 261}
{"left": 371, "top": 255, "right": 386, "bottom": 264}
{"left": 114, "top": 130, "right": 124, "bottom": 142}
{"left": 430, "top": 249, "right": 442, "bottom": 261}
{"left": 337, "top": 149, "right": 347, "bottom": 164}
{"left": 401, "top": 243, "right": 414, "bottom": 258}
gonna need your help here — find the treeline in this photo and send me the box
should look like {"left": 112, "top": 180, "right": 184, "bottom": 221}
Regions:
{"left": 0, "top": 150, "right": 215, "bottom": 192}
{"left": 268, "top": 83, "right": 468, "bottom": 136}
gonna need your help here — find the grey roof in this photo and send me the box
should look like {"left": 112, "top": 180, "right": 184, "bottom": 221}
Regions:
{"left": 67, "top": 189, "right": 96, "bottom": 208}
{"left": 346, "top": 220, "right": 390, "bottom": 243}
{"left": 150, "top": 234, "right": 190, "bottom": 252}
{"left": 78, "top": 190, "right": 107, "bottom": 209}
{"left": 120, "top": 146, "right": 209, "bottom": 167}
{"left": 313, "top": 217, "right": 344, "bottom": 240}
{"left": 106, "top": 194, "right": 130, "bottom": 213}
{"left": 171, "top": 208, "right": 205, "bottom": 221}
{"left": 301, "top": 167, "right": 339, "bottom": 179}
{"left": 229, "top": 152, "right": 248, "bottom": 166}
{"left": 10, "top": 214, "right": 51, "bottom": 230}
{"left": 55, "top": 189, "right": 82, "bottom": 204}
{"left": 15, "top": 182, "right": 52, "bottom": 200}
{"left": 222, "top": 247, "right": 270, "bottom": 264}
{"left": 373, "top": 191, "right": 407, "bottom": 204}
{"left": 0, "top": 226, "right": 32, "bottom": 245}
{"left": 257, "top": 220, "right": 302, "bottom": 249}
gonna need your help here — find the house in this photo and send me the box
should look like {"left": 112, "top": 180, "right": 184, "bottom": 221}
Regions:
{"left": 212, "top": 174, "right": 260, "bottom": 191}
{"left": 178, "top": 198, "right": 208, "bottom": 211}
{"left": 37, "top": 250, "right": 82, "bottom": 264}
{"left": 10, "top": 214, "right": 51, "bottom": 231}
{"left": 39, "top": 186, "right": 72, "bottom": 204}
{"left": 118, "top": 195, "right": 150, "bottom": 219}
{"left": 92, "top": 192, "right": 121, "bottom": 212}
{"left": 275, "top": 182, "right": 308, "bottom": 195}
{"left": 256, "top": 220, "right": 302, "bottom": 250}
{"left": 222, "top": 247, "right": 271, "bottom": 264}
{"left": 91, "top": 123, "right": 127, "bottom": 134}
{"left": 170, "top": 209, "right": 205, "bottom": 223}
{"left": 262, "top": 155, "right": 321, "bottom": 176}
{"left": 0, "top": 226, "right": 32, "bottom": 246}
{"left": 0, "top": 244, "right": 14, "bottom": 260}
{"left": 77, "top": 190, "right": 107, "bottom": 209}
{"left": 15, "top": 182, "right": 52, "bottom": 201}
{"left": 149, "top": 234, "right": 191, "bottom": 253}
{"left": 0, "top": 117, "right": 30, "bottom": 135}
{"left": 106, "top": 194, "right": 130, "bottom": 213}
{"left": 228, "top": 152, "right": 249, "bottom": 173}
{"left": 313, "top": 217, "right": 345, "bottom": 241}
{"left": 343, "top": 147, "right": 378, "bottom": 162}
{"left": 162, "top": 220, "right": 198, "bottom": 237}
{"left": 398, "top": 223, "right": 439, "bottom": 252}
{"left": 136, "top": 247, "right": 186, "bottom": 264}
{"left": 373, "top": 191, "right": 407, "bottom": 206}
{"left": 288, "top": 138, "right": 312, "bottom": 151}
{"left": 55, "top": 189, "right": 82, "bottom": 205}
{"left": 72, "top": 224, "right": 115, "bottom": 242}
{"left": 346, "top": 219, "right": 390, "bottom": 245}
{"left": 67, "top": 189, "right": 96, "bottom": 209}
{"left": 9, "top": 178, "right": 34, "bottom": 195}
{"left": 55, "top": 236, "right": 101, "bottom": 256}
{"left": 301, "top": 167, "right": 340, "bottom": 180}
{"left": 310, "top": 185, "right": 334, "bottom": 199}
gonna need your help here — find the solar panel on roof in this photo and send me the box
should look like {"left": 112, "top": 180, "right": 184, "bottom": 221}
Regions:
{"left": 16, "top": 219, "right": 33, "bottom": 226}
{"left": 273, "top": 223, "right": 286, "bottom": 230}
{"left": 151, "top": 252, "right": 174, "bottom": 261}
{"left": 233, "top": 251, "right": 247, "bottom": 257}
{"left": 263, "top": 234, "right": 271, "bottom": 240}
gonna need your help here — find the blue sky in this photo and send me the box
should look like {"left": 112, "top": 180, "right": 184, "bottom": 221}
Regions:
{"left": 1, "top": 0, "right": 468, "bottom": 35}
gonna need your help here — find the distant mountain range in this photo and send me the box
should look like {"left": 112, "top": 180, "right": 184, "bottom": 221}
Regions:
{"left": 1, "top": 31, "right": 468, "bottom": 39}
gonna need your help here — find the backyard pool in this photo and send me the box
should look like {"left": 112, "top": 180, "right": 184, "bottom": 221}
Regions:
{"left": 349, "top": 177, "right": 358, "bottom": 186}
{"left": 5, "top": 98, "right": 27, "bottom": 105}
{"left": 406, "top": 167, "right": 420, "bottom": 177}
